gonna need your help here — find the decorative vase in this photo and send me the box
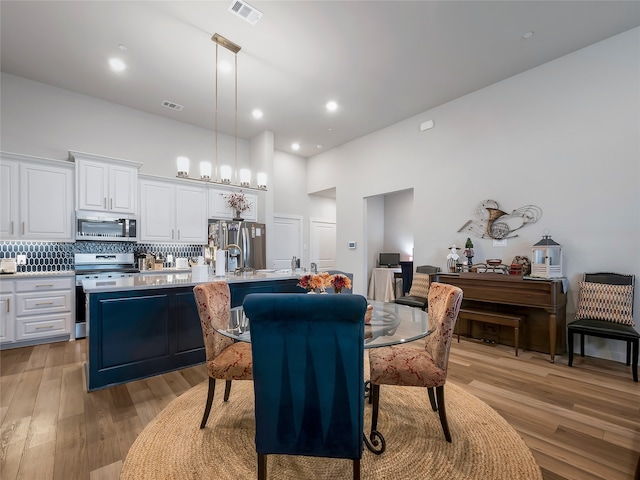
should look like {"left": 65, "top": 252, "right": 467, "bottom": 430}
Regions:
{"left": 334, "top": 287, "right": 342, "bottom": 294}
{"left": 233, "top": 209, "right": 243, "bottom": 221}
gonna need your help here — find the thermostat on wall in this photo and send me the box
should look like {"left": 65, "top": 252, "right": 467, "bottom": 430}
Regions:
{"left": 348, "top": 241, "right": 357, "bottom": 250}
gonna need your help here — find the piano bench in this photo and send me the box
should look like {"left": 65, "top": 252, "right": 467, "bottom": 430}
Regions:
{"left": 457, "top": 308, "right": 524, "bottom": 356}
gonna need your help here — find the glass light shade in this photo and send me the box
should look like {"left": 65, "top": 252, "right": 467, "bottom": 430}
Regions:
{"left": 176, "top": 156, "right": 190, "bottom": 177}
{"left": 257, "top": 172, "right": 267, "bottom": 189}
{"left": 239, "top": 168, "right": 251, "bottom": 187}
{"left": 220, "top": 165, "right": 232, "bottom": 184}
{"left": 199, "top": 162, "right": 212, "bottom": 180}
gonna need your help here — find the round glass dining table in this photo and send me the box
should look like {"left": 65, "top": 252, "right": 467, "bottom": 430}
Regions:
{"left": 216, "top": 299, "right": 433, "bottom": 348}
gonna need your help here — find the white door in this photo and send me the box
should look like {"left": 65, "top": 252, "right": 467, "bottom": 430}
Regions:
{"left": 309, "top": 218, "right": 336, "bottom": 271}
{"left": 272, "top": 215, "right": 303, "bottom": 270}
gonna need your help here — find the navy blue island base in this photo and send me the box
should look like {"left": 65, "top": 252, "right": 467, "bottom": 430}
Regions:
{"left": 85, "top": 277, "right": 303, "bottom": 391}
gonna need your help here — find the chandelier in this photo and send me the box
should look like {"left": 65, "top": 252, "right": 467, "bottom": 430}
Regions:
{"left": 176, "top": 33, "right": 267, "bottom": 190}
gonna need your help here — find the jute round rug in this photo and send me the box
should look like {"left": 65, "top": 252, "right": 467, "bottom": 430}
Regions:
{"left": 121, "top": 378, "right": 541, "bottom": 479}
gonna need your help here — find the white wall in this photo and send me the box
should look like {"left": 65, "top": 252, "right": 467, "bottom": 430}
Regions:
{"left": 1, "top": 28, "right": 638, "bottom": 362}
{"left": 308, "top": 28, "right": 640, "bottom": 362}
{"left": 384, "top": 189, "right": 414, "bottom": 261}
{"left": 0, "top": 73, "right": 251, "bottom": 178}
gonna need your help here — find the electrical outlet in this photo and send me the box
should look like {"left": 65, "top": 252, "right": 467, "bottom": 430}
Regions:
{"left": 17, "top": 254, "right": 27, "bottom": 265}
{"left": 493, "top": 239, "right": 507, "bottom": 247}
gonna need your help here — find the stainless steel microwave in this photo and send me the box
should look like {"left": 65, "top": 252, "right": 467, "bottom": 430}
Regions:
{"left": 75, "top": 211, "right": 138, "bottom": 242}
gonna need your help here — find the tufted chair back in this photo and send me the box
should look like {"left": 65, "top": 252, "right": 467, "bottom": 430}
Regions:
{"left": 243, "top": 292, "right": 368, "bottom": 479}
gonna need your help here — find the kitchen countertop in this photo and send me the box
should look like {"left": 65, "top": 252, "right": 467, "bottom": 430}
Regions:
{"left": 81, "top": 270, "right": 302, "bottom": 293}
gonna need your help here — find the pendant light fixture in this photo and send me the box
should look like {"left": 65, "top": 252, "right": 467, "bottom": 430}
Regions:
{"left": 175, "top": 33, "right": 267, "bottom": 191}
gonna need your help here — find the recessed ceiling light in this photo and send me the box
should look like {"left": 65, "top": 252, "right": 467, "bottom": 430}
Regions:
{"left": 109, "top": 58, "right": 126, "bottom": 72}
{"left": 291, "top": 143, "right": 300, "bottom": 151}
{"left": 522, "top": 31, "right": 534, "bottom": 39}
{"left": 252, "top": 109, "right": 263, "bottom": 119}
{"left": 326, "top": 100, "right": 338, "bottom": 112}
{"left": 316, "top": 145, "right": 323, "bottom": 149}
{"left": 118, "top": 44, "right": 128, "bottom": 51}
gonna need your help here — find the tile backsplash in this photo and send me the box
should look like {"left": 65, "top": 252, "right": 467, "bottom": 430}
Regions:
{"left": 0, "top": 241, "right": 204, "bottom": 273}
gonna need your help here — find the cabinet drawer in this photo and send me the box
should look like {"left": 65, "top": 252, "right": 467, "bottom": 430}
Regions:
{"left": 16, "top": 291, "right": 72, "bottom": 315}
{"left": 0, "top": 280, "right": 15, "bottom": 294}
{"left": 15, "top": 277, "right": 73, "bottom": 292}
{"left": 16, "top": 312, "right": 71, "bottom": 340}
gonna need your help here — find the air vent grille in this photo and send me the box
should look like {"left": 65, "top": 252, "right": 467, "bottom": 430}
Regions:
{"left": 228, "top": 0, "right": 263, "bottom": 25}
{"left": 162, "top": 100, "right": 183, "bottom": 111}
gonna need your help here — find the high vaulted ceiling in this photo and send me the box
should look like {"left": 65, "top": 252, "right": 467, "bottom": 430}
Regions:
{"left": 1, "top": 1, "right": 639, "bottom": 158}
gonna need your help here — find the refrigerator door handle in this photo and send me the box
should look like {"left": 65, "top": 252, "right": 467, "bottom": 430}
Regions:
{"left": 241, "top": 225, "right": 250, "bottom": 269}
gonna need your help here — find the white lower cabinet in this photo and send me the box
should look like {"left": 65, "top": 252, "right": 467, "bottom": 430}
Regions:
{"left": 1, "top": 276, "right": 74, "bottom": 347}
{"left": 0, "top": 282, "right": 15, "bottom": 344}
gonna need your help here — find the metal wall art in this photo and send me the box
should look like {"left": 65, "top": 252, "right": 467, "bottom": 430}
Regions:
{"left": 458, "top": 199, "right": 542, "bottom": 240}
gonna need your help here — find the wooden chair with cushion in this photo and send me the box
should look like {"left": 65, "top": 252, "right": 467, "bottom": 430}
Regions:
{"left": 369, "top": 282, "right": 463, "bottom": 442}
{"left": 243, "top": 292, "right": 368, "bottom": 480}
{"left": 193, "top": 281, "right": 253, "bottom": 428}
{"left": 568, "top": 273, "right": 638, "bottom": 382}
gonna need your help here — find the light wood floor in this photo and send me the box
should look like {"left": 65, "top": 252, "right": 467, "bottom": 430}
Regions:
{"left": 1, "top": 338, "right": 638, "bottom": 480}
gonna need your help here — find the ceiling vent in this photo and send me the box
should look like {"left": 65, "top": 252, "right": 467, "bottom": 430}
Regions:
{"left": 162, "top": 100, "right": 183, "bottom": 111}
{"left": 228, "top": 0, "right": 263, "bottom": 25}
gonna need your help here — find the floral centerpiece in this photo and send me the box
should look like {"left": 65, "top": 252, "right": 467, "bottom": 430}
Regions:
{"left": 297, "top": 272, "right": 352, "bottom": 294}
{"left": 224, "top": 190, "right": 252, "bottom": 220}
{"left": 297, "top": 274, "right": 325, "bottom": 293}
{"left": 329, "top": 273, "right": 352, "bottom": 293}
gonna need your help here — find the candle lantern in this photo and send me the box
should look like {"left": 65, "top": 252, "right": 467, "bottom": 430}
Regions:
{"left": 531, "top": 233, "right": 563, "bottom": 278}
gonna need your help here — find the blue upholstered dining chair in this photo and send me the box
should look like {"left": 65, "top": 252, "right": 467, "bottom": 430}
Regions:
{"left": 243, "top": 293, "right": 368, "bottom": 480}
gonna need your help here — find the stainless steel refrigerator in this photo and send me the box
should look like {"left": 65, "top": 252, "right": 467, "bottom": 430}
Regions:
{"left": 208, "top": 219, "right": 266, "bottom": 271}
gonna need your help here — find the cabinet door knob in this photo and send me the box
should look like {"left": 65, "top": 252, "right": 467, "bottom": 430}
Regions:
{"left": 10, "top": 221, "right": 14, "bottom": 235}
{"left": 104, "top": 197, "right": 107, "bottom": 209}
{"left": 21, "top": 222, "right": 25, "bottom": 235}
{"left": 5, "top": 298, "right": 9, "bottom": 313}
{"left": 110, "top": 198, "right": 113, "bottom": 210}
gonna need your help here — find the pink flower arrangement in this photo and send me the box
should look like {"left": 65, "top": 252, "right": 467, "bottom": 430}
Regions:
{"left": 224, "top": 191, "right": 252, "bottom": 214}
{"left": 297, "top": 272, "right": 352, "bottom": 293}
{"left": 329, "top": 274, "right": 352, "bottom": 293}
{"left": 297, "top": 274, "right": 325, "bottom": 292}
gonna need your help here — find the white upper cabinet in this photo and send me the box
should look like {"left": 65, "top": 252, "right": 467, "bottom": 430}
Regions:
{"left": 71, "top": 151, "right": 141, "bottom": 214}
{"left": 209, "top": 188, "right": 233, "bottom": 219}
{"left": 139, "top": 176, "right": 207, "bottom": 243}
{"left": 0, "top": 160, "right": 19, "bottom": 239}
{"left": 0, "top": 152, "right": 74, "bottom": 241}
{"left": 208, "top": 188, "right": 258, "bottom": 222}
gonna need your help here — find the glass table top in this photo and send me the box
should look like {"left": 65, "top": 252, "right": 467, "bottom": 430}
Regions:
{"left": 216, "top": 299, "right": 433, "bottom": 348}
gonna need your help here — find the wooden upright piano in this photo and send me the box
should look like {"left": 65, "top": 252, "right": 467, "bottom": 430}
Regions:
{"left": 431, "top": 273, "right": 567, "bottom": 362}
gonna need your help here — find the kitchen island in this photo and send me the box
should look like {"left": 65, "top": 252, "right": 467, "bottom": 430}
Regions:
{"left": 82, "top": 271, "right": 304, "bottom": 391}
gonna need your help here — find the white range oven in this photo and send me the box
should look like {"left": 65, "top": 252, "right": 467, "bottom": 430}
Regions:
{"left": 74, "top": 253, "right": 139, "bottom": 338}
